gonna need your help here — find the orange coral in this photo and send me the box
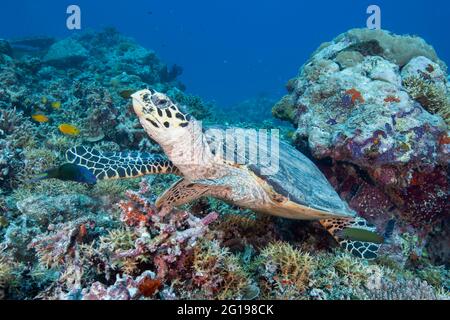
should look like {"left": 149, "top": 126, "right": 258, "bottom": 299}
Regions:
{"left": 138, "top": 276, "right": 161, "bottom": 297}
{"left": 438, "top": 133, "right": 450, "bottom": 145}
{"left": 118, "top": 201, "right": 150, "bottom": 226}
{"left": 76, "top": 223, "right": 88, "bottom": 242}
{"left": 384, "top": 96, "right": 401, "bottom": 103}
{"left": 345, "top": 88, "right": 365, "bottom": 104}
{"left": 118, "top": 191, "right": 154, "bottom": 227}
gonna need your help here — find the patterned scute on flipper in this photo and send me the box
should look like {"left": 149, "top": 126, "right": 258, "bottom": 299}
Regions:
{"left": 65, "top": 146, "right": 180, "bottom": 180}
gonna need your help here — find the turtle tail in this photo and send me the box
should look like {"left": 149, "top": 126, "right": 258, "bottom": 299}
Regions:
{"left": 319, "top": 217, "right": 382, "bottom": 260}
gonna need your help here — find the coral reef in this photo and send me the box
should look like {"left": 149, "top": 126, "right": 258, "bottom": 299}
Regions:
{"left": 273, "top": 28, "right": 449, "bottom": 266}
{"left": 0, "top": 28, "right": 448, "bottom": 300}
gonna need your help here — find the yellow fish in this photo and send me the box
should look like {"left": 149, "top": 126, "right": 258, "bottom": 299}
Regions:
{"left": 58, "top": 123, "right": 80, "bottom": 136}
{"left": 51, "top": 101, "right": 61, "bottom": 109}
{"left": 32, "top": 114, "right": 49, "bottom": 123}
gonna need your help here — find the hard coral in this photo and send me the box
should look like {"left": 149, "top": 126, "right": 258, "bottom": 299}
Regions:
{"left": 272, "top": 28, "right": 449, "bottom": 262}
{"left": 28, "top": 218, "right": 94, "bottom": 268}
{"left": 258, "top": 242, "right": 315, "bottom": 299}
{"left": 188, "top": 239, "right": 252, "bottom": 299}
{"left": 364, "top": 277, "right": 446, "bottom": 300}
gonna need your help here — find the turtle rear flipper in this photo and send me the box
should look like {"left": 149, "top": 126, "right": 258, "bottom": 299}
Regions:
{"left": 66, "top": 146, "right": 181, "bottom": 180}
{"left": 319, "top": 217, "right": 382, "bottom": 260}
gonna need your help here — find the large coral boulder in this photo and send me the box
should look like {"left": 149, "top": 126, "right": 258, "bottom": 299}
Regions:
{"left": 273, "top": 29, "right": 449, "bottom": 263}
{"left": 43, "top": 38, "right": 88, "bottom": 67}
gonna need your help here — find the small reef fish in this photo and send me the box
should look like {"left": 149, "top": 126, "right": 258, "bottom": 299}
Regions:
{"left": 51, "top": 101, "right": 61, "bottom": 109}
{"left": 41, "top": 96, "right": 48, "bottom": 105}
{"left": 29, "top": 163, "right": 97, "bottom": 185}
{"left": 31, "top": 114, "right": 49, "bottom": 123}
{"left": 59, "top": 123, "right": 80, "bottom": 136}
{"left": 337, "top": 227, "right": 384, "bottom": 244}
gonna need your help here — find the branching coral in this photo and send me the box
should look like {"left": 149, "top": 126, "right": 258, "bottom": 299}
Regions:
{"left": 258, "top": 242, "right": 315, "bottom": 299}
{"left": 112, "top": 188, "right": 219, "bottom": 277}
{"left": 80, "top": 183, "right": 255, "bottom": 300}
{"left": 0, "top": 108, "right": 36, "bottom": 148}
{"left": 28, "top": 218, "right": 94, "bottom": 268}
{"left": 0, "top": 108, "right": 22, "bottom": 136}
{"left": 0, "top": 255, "right": 15, "bottom": 299}
{"left": 186, "top": 239, "right": 252, "bottom": 299}
{"left": 0, "top": 139, "right": 24, "bottom": 192}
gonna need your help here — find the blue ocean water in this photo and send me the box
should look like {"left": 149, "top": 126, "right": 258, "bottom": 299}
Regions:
{"left": 1, "top": 0, "right": 448, "bottom": 106}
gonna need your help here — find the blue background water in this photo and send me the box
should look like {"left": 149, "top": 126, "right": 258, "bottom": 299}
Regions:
{"left": 1, "top": 0, "right": 449, "bottom": 106}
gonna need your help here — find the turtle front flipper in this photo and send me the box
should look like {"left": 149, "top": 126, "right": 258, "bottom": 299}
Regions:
{"left": 319, "top": 217, "right": 382, "bottom": 260}
{"left": 66, "top": 146, "right": 181, "bottom": 180}
{"left": 156, "top": 178, "right": 231, "bottom": 215}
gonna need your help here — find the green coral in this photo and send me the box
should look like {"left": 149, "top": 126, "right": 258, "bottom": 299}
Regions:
{"left": 403, "top": 76, "right": 450, "bottom": 125}
{"left": 187, "top": 239, "right": 252, "bottom": 300}
{"left": 257, "top": 241, "right": 315, "bottom": 299}
{"left": 417, "top": 265, "right": 449, "bottom": 289}
{"left": 251, "top": 241, "right": 448, "bottom": 300}
{"left": 0, "top": 258, "right": 14, "bottom": 292}
{"left": 99, "top": 228, "right": 142, "bottom": 275}
{"left": 20, "top": 147, "right": 59, "bottom": 178}
{"left": 272, "top": 95, "right": 297, "bottom": 122}
{"left": 12, "top": 179, "right": 89, "bottom": 202}
{"left": 44, "top": 134, "right": 73, "bottom": 154}
{"left": 167, "top": 89, "right": 213, "bottom": 120}
{"left": 92, "top": 178, "right": 141, "bottom": 201}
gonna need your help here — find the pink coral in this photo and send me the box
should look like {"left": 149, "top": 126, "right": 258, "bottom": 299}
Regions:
{"left": 113, "top": 186, "right": 219, "bottom": 283}
{"left": 82, "top": 271, "right": 158, "bottom": 300}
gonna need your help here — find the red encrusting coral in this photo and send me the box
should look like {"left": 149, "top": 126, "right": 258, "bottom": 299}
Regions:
{"left": 138, "top": 275, "right": 162, "bottom": 297}
{"left": 117, "top": 190, "right": 153, "bottom": 227}
{"left": 345, "top": 88, "right": 365, "bottom": 104}
{"left": 384, "top": 96, "right": 401, "bottom": 103}
{"left": 438, "top": 133, "right": 450, "bottom": 145}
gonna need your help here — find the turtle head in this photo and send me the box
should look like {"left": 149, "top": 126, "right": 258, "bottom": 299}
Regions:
{"left": 132, "top": 89, "right": 192, "bottom": 144}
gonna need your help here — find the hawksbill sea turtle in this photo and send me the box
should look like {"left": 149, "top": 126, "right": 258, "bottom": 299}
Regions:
{"left": 66, "top": 89, "right": 383, "bottom": 259}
